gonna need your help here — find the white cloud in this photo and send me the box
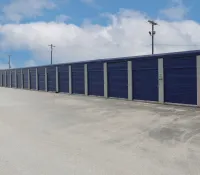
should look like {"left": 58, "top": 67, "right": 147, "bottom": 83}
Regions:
{"left": 24, "top": 59, "right": 37, "bottom": 67}
{"left": 1, "top": 0, "right": 56, "bottom": 23}
{"left": 160, "top": 0, "right": 189, "bottom": 20}
{"left": 0, "top": 9, "right": 200, "bottom": 65}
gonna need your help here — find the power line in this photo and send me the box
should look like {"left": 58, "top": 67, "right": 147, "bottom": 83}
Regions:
{"left": 48, "top": 44, "right": 56, "bottom": 65}
{"left": 8, "top": 54, "right": 11, "bottom": 69}
{"left": 148, "top": 20, "right": 158, "bottom": 55}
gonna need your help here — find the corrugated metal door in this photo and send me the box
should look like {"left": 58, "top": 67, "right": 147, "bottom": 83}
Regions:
{"left": 58, "top": 64, "right": 69, "bottom": 93}
{"left": 2, "top": 71, "right": 5, "bottom": 87}
{"left": 30, "top": 68, "right": 36, "bottom": 90}
{"left": 16, "top": 70, "right": 21, "bottom": 88}
{"left": 0, "top": 71, "right": 2, "bottom": 87}
{"left": 11, "top": 70, "right": 16, "bottom": 88}
{"left": 164, "top": 56, "right": 197, "bottom": 105}
{"left": 23, "top": 69, "right": 28, "bottom": 89}
{"left": 88, "top": 62, "right": 104, "bottom": 96}
{"left": 6, "top": 70, "right": 11, "bottom": 88}
{"left": 107, "top": 61, "right": 128, "bottom": 99}
{"left": 72, "top": 63, "right": 84, "bottom": 94}
{"left": 132, "top": 58, "right": 158, "bottom": 101}
{"left": 47, "top": 66, "right": 56, "bottom": 92}
{"left": 38, "top": 67, "right": 45, "bottom": 91}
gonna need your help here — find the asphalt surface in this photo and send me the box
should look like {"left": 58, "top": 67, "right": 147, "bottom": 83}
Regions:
{"left": 0, "top": 88, "right": 200, "bottom": 175}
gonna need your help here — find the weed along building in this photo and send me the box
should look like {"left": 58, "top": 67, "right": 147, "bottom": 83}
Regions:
{"left": 0, "top": 50, "right": 200, "bottom": 106}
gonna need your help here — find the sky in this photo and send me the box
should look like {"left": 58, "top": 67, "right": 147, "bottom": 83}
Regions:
{"left": 0, "top": 0, "right": 200, "bottom": 68}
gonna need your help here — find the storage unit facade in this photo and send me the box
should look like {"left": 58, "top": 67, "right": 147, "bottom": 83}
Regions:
{"left": 30, "top": 68, "right": 37, "bottom": 90}
{"left": 87, "top": 62, "right": 104, "bottom": 97}
{"left": 1, "top": 50, "right": 200, "bottom": 106}
{"left": 11, "top": 70, "right": 16, "bottom": 88}
{"left": 37, "top": 67, "right": 46, "bottom": 91}
{"left": 58, "top": 64, "right": 69, "bottom": 93}
{"left": 16, "top": 69, "right": 22, "bottom": 89}
{"left": 47, "top": 66, "right": 56, "bottom": 92}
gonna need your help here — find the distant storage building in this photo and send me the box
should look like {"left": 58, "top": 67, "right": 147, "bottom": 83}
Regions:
{"left": 1, "top": 50, "right": 200, "bottom": 106}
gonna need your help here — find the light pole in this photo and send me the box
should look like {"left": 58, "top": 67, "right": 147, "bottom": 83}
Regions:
{"left": 48, "top": 44, "right": 55, "bottom": 65}
{"left": 148, "top": 20, "right": 158, "bottom": 54}
{"left": 8, "top": 54, "right": 11, "bottom": 69}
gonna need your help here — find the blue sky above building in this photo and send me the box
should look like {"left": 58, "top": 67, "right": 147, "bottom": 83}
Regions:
{"left": 0, "top": 0, "right": 200, "bottom": 68}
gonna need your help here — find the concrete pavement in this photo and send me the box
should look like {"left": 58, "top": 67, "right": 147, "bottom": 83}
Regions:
{"left": 0, "top": 88, "right": 200, "bottom": 175}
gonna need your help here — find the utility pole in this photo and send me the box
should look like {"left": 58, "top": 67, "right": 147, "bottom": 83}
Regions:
{"left": 8, "top": 54, "right": 11, "bottom": 69}
{"left": 48, "top": 44, "right": 55, "bottom": 65}
{"left": 148, "top": 20, "right": 158, "bottom": 54}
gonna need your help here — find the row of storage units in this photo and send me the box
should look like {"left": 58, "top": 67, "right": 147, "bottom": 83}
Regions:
{"left": 0, "top": 50, "right": 200, "bottom": 106}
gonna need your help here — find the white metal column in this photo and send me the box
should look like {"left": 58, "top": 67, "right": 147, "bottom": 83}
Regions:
{"left": 15, "top": 70, "right": 17, "bottom": 88}
{"left": 56, "top": 66, "right": 59, "bottom": 93}
{"left": 45, "top": 67, "right": 47, "bottom": 92}
{"left": 158, "top": 58, "right": 164, "bottom": 103}
{"left": 84, "top": 64, "right": 88, "bottom": 96}
{"left": 36, "top": 68, "right": 38, "bottom": 90}
{"left": 197, "top": 55, "right": 200, "bottom": 106}
{"left": 69, "top": 65, "right": 72, "bottom": 94}
{"left": 28, "top": 69, "right": 30, "bottom": 89}
{"left": 21, "top": 69, "right": 23, "bottom": 89}
{"left": 128, "top": 61, "right": 133, "bottom": 101}
{"left": 104, "top": 62, "right": 108, "bottom": 98}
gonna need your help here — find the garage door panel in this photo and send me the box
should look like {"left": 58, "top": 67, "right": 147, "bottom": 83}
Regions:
{"left": 132, "top": 58, "right": 157, "bottom": 69}
{"left": 164, "top": 57, "right": 196, "bottom": 68}
{"left": 47, "top": 66, "right": 56, "bottom": 92}
{"left": 11, "top": 71, "right": 16, "bottom": 88}
{"left": 88, "top": 62, "right": 104, "bottom": 96}
{"left": 2, "top": 72, "right": 6, "bottom": 87}
{"left": 58, "top": 64, "right": 69, "bottom": 93}
{"left": 22, "top": 69, "right": 28, "bottom": 89}
{"left": 0, "top": 72, "right": 2, "bottom": 87}
{"left": 38, "top": 67, "right": 45, "bottom": 91}
{"left": 164, "top": 57, "right": 197, "bottom": 105}
{"left": 30, "top": 68, "right": 36, "bottom": 90}
{"left": 1, "top": 71, "right": 4, "bottom": 87}
{"left": 108, "top": 61, "right": 128, "bottom": 99}
{"left": 132, "top": 58, "right": 158, "bottom": 101}
{"left": 6, "top": 71, "right": 11, "bottom": 88}
{"left": 16, "top": 70, "right": 21, "bottom": 88}
{"left": 133, "top": 69, "right": 158, "bottom": 101}
{"left": 72, "top": 64, "right": 84, "bottom": 94}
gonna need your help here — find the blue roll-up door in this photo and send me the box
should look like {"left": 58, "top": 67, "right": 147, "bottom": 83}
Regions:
{"left": 23, "top": 69, "right": 28, "bottom": 89}
{"left": 38, "top": 67, "right": 45, "bottom": 91}
{"left": 72, "top": 63, "right": 85, "bottom": 94}
{"left": 6, "top": 70, "right": 11, "bottom": 88}
{"left": 164, "top": 56, "right": 197, "bottom": 105}
{"left": 11, "top": 70, "right": 16, "bottom": 88}
{"left": 30, "top": 68, "right": 36, "bottom": 90}
{"left": 0, "top": 71, "right": 2, "bottom": 87}
{"left": 132, "top": 58, "right": 158, "bottom": 101}
{"left": 107, "top": 61, "right": 128, "bottom": 99}
{"left": 88, "top": 62, "right": 104, "bottom": 96}
{"left": 58, "top": 64, "right": 69, "bottom": 93}
{"left": 16, "top": 70, "right": 21, "bottom": 89}
{"left": 3, "top": 72, "right": 6, "bottom": 87}
{"left": 47, "top": 66, "right": 56, "bottom": 92}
